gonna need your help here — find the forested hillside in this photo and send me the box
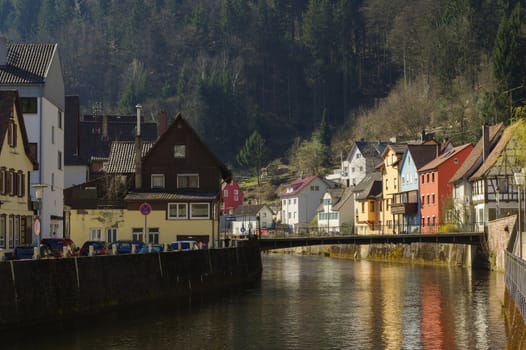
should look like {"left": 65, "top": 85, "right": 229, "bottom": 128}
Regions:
{"left": 0, "top": 0, "right": 524, "bottom": 167}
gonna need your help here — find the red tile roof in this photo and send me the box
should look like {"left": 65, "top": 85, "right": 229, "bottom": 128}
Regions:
{"left": 419, "top": 144, "right": 472, "bottom": 172}
{"left": 280, "top": 175, "right": 318, "bottom": 196}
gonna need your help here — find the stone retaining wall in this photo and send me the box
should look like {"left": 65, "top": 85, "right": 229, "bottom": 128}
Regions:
{"left": 0, "top": 242, "right": 262, "bottom": 330}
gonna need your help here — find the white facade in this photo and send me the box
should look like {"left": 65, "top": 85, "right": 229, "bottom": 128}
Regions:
{"left": 347, "top": 147, "right": 367, "bottom": 187}
{"left": 281, "top": 177, "right": 330, "bottom": 230}
{"left": 231, "top": 205, "right": 274, "bottom": 236}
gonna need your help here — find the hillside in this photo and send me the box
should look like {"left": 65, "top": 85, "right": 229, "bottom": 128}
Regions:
{"left": 0, "top": 0, "right": 524, "bottom": 165}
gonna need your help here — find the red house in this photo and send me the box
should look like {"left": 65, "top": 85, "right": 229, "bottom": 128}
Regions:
{"left": 419, "top": 144, "right": 473, "bottom": 233}
{"left": 221, "top": 179, "right": 244, "bottom": 214}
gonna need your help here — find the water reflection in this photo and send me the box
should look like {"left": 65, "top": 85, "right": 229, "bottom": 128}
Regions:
{"left": 2, "top": 255, "right": 507, "bottom": 350}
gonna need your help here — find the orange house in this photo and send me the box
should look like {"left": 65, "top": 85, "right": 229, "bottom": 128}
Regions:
{"left": 418, "top": 144, "right": 473, "bottom": 233}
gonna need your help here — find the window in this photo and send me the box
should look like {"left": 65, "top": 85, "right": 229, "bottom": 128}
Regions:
{"left": 426, "top": 174, "right": 430, "bottom": 183}
{"left": 356, "top": 153, "right": 361, "bottom": 158}
{"left": 361, "top": 202, "right": 365, "bottom": 213}
{"left": 58, "top": 110, "right": 63, "bottom": 129}
{"left": 148, "top": 228, "right": 159, "bottom": 244}
{"left": 52, "top": 125, "right": 55, "bottom": 144}
{"left": 223, "top": 189, "right": 229, "bottom": 197}
{"left": 421, "top": 175, "right": 424, "bottom": 184}
{"left": 288, "top": 212, "right": 291, "bottom": 219}
{"left": 132, "top": 227, "right": 144, "bottom": 242}
{"left": 106, "top": 228, "right": 118, "bottom": 242}
{"left": 282, "top": 200, "right": 286, "bottom": 206}
{"left": 427, "top": 195, "right": 430, "bottom": 204}
{"left": 385, "top": 179, "right": 389, "bottom": 190}
{"left": 51, "top": 173, "right": 55, "bottom": 191}
{"left": 190, "top": 203, "right": 209, "bottom": 219}
{"left": 9, "top": 170, "right": 14, "bottom": 196}
{"left": 58, "top": 151, "right": 62, "bottom": 170}
{"left": 16, "top": 171, "right": 24, "bottom": 197}
{"left": 370, "top": 201, "right": 375, "bottom": 212}
{"left": 293, "top": 198, "right": 296, "bottom": 204}
{"left": 8, "top": 215, "right": 13, "bottom": 248}
{"left": 168, "top": 203, "right": 188, "bottom": 219}
{"left": 8, "top": 119, "right": 16, "bottom": 147}
{"left": 174, "top": 144, "right": 186, "bottom": 158}
{"left": 21, "top": 97, "right": 37, "bottom": 114}
{"left": 0, "top": 215, "right": 5, "bottom": 248}
{"left": 421, "top": 195, "right": 425, "bottom": 207}
{"left": 352, "top": 167, "right": 355, "bottom": 173}
{"left": 359, "top": 166, "right": 363, "bottom": 172}
{"left": 89, "top": 228, "right": 102, "bottom": 240}
{"left": 177, "top": 174, "right": 199, "bottom": 188}
{"left": 13, "top": 216, "right": 18, "bottom": 246}
{"left": 432, "top": 173, "right": 435, "bottom": 182}
{"left": 151, "top": 174, "right": 165, "bottom": 189}
{"left": 0, "top": 168, "right": 5, "bottom": 194}
{"left": 432, "top": 194, "right": 435, "bottom": 204}
{"left": 234, "top": 189, "right": 239, "bottom": 201}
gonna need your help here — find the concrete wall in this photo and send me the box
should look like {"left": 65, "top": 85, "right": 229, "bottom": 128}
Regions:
{"left": 487, "top": 215, "right": 516, "bottom": 271}
{"left": 0, "top": 242, "right": 261, "bottom": 330}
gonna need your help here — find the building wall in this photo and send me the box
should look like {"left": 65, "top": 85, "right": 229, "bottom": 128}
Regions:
{"left": 69, "top": 208, "right": 218, "bottom": 246}
{"left": 347, "top": 147, "right": 366, "bottom": 187}
{"left": 0, "top": 106, "right": 35, "bottom": 249}
{"left": 381, "top": 148, "right": 401, "bottom": 232}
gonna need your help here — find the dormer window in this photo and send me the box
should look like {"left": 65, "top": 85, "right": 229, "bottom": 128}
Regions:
{"left": 174, "top": 144, "right": 186, "bottom": 158}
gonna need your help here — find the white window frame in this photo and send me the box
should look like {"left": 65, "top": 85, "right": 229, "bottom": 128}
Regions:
{"left": 148, "top": 227, "right": 160, "bottom": 244}
{"left": 132, "top": 227, "right": 144, "bottom": 242}
{"left": 190, "top": 203, "right": 210, "bottom": 219}
{"left": 106, "top": 228, "right": 118, "bottom": 243}
{"left": 168, "top": 203, "right": 188, "bottom": 219}
{"left": 89, "top": 228, "right": 102, "bottom": 241}
{"left": 151, "top": 174, "right": 165, "bottom": 189}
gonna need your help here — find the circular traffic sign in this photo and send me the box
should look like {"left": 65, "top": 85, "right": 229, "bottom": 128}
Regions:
{"left": 139, "top": 202, "right": 152, "bottom": 216}
{"left": 240, "top": 226, "right": 246, "bottom": 233}
{"left": 34, "top": 218, "right": 41, "bottom": 235}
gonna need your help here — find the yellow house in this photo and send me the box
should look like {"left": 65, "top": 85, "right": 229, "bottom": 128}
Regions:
{"left": 0, "top": 91, "right": 38, "bottom": 253}
{"left": 353, "top": 172, "right": 382, "bottom": 234}
{"left": 377, "top": 144, "right": 407, "bottom": 234}
{"left": 65, "top": 113, "right": 232, "bottom": 248}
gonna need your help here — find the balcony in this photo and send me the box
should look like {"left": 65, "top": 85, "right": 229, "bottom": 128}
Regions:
{"left": 391, "top": 202, "right": 418, "bottom": 215}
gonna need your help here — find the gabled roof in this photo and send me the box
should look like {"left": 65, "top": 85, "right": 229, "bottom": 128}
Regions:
{"left": 317, "top": 188, "right": 345, "bottom": 212}
{"left": 105, "top": 141, "right": 154, "bottom": 174}
{"left": 143, "top": 113, "right": 232, "bottom": 183}
{"left": 233, "top": 204, "right": 272, "bottom": 216}
{"left": 0, "top": 43, "right": 57, "bottom": 84}
{"left": 354, "top": 141, "right": 389, "bottom": 158}
{"left": 419, "top": 144, "right": 472, "bottom": 172}
{"left": 333, "top": 187, "right": 354, "bottom": 210}
{"left": 405, "top": 144, "right": 439, "bottom": 170}
{"left": 280, "top": 175, "right": 335, "bottom": 196}
{"left": 0, "top": 90, "right": 37, "bottom": 167}
{"left": 381, "top": 143, "right": 407, "bottom": 158}
{"left": 450, "top": 123, "right": 504, "bottom": 183}
{"left": 469, "top": 122, "right": 522, "bottom": 180}
{"left": 352, "top": 172, "right": 382, "bottom": 200}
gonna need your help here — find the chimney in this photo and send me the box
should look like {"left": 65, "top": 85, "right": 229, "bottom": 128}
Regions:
{"left": 135, "top": 104, "right": 142, "bottom": 190}
{"left": 159, "top": 111, "right": 168, "bottom": 136}
{"left": 0, "top": 36, "right": 7, "bottom": 66}
{"left": 102, "top": 114, "right": 108, "bottom": 140}
{"left": 482, "top": 124, "right": 490, "bottom": 161}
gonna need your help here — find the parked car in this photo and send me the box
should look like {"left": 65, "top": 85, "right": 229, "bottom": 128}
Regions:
{"left": 79, "top": 241, "right": 109, "bottom": 256}
{"left": 41, "top": 238, "right": 77, "bottom": 257}
{"left": 138, "top": 243, "right": 164, "bottom": 253}
{"left": 108, "top": 240, "right": 145, "bottom": 254}
{"left": 13, "top": 244, "right": 54, "bottom": 260}
{"left": 169, "top": 240, "right": 199, "bottom": 251}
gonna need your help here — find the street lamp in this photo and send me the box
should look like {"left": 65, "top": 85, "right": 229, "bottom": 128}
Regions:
{"left": 514, "top": 169, "right": 525, "bottom": 258}
{"left": 32, "top": 183, "right": 48, "bottom": 259}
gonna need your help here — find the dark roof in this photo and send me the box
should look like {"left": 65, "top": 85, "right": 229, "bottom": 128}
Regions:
{"left": 419, "top": 144, "right": 472, "bottom": 172}
{"left": 143, "top": 113, "right": 232, "bottom": 183}
{"left": 450, "top": 123, "right": 504, "bottom": 183}
{"left": 105, "top": 141, "right": 154, "bottom": 174}
{"left": 381, "top": 143, "right": 408, "bottom": 158}
{"left": 233, "top": 204, "right": 271, "bottom": 216}
{"left": 469, "top": 122, "right": 522, "bottom": 180}
{"left": 0, "top": 43, "right": 57, "bottom": 84}
{"left": 0, "top": 90, "right": 37, "bottom": 167}
{"left": 64, "top": 104, "right": 159, "bottom": 165}
{"left": 355, "top": 141, "right": 389, "bottom": 158}
{"left": 353, "top": 172, "right": 382, "bottom": 200}
{"left": 405, "top": 144, "right": 439, "bottom": 169}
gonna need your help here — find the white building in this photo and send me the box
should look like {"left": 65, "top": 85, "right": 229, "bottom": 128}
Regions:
{"left": 345, "top": 141, "right": 388, "bottom": 187}
{"left": 317, "top": 187, "right": 355, "bottom": 233}
{"left": 231, "top": 204, "right": 274, "bottom": 237}
{"left": 280, "top": 175, "right": 335, "bottom": 232}
{"left": 0, "top": 38, "right": 65, "bottom": 238}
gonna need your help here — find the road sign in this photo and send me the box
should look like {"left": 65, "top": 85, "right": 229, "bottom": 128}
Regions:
{"left": 240, "top": 226, "right": 246, "bottom": 233}
{"left": 139, "top": 202, "right": 152, "bottom": 216}
{"left": 34, "top": 218, "right": 41, "bottom": 236}
{"left": 225, "top": 216, "right": 236, "bottom": 221}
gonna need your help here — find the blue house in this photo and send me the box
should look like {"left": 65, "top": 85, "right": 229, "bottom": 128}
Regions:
{"left": 394, "top": 144, "right": 439, "bottom": 232}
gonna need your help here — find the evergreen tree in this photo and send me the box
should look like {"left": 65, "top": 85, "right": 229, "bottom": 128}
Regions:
{"left": 237, "top": 131, "right": 268, "bottom": 203}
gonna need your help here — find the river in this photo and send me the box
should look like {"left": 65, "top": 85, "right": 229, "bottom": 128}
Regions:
{"left": 5, "top": 254, "right": 507, "bottom": 349}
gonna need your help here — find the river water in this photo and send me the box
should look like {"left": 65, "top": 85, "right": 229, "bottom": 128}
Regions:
{"left": 6, "top": 254, "right": 508, "bottom": 349}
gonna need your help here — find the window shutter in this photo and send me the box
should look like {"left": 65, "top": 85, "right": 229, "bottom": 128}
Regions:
{"left": 7, "top": 170, "right": 12, "bottom": 195}
{"left": 0, "top": 168, "right": 3, "bottom": 194}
